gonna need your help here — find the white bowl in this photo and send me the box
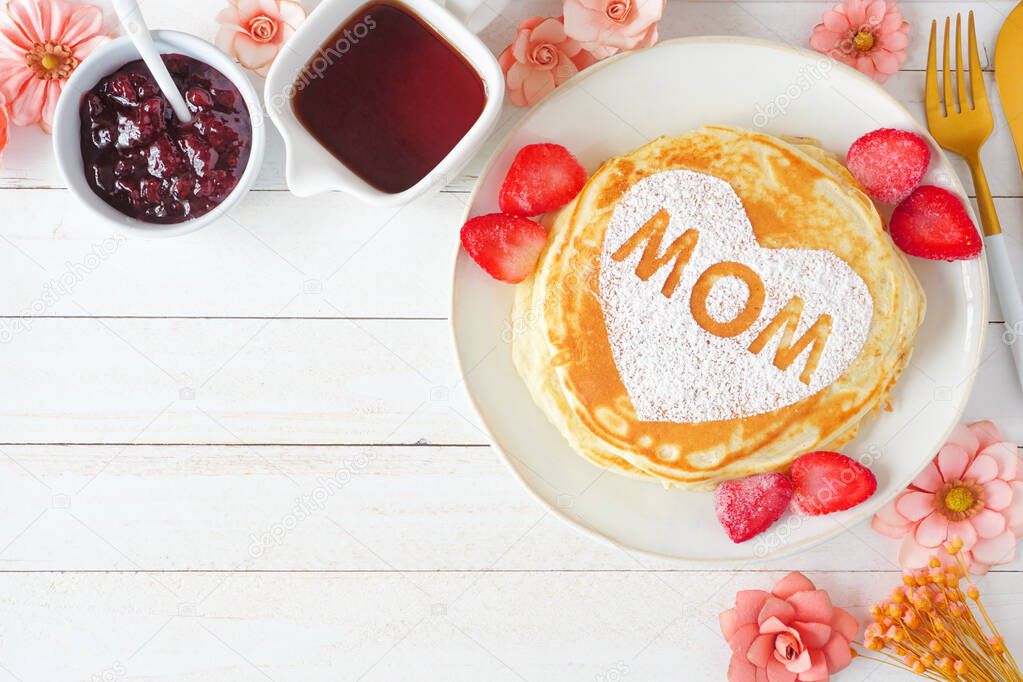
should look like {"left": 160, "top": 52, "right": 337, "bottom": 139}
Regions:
{"left": 53, "top": 31, "right": 266, "bottom": 238}
{"left": 263, "top": 0, "right": 504, "bottom": 205}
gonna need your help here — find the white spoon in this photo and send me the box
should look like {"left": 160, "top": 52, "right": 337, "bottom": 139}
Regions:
{"left": 111, "top": 0, "right": 192, "bottom": 124}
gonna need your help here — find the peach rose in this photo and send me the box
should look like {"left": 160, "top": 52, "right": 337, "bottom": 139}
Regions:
{"left": 215, "top": 0, "right": 306, "bottom": 78}
{"left": 498, "top": 16, "right": 596, "bottom": 107}
{"left": 563, "top": 0, "right": 664, "bottom": 59}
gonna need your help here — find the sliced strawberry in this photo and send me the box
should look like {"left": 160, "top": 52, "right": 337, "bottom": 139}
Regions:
{"left": 846, "top": 128, "right": 931, "bottom": 204}
{"left": 790, "top": 451, "right": 877, "bottom": 516}
{"left": 715, "top": 472, "right": 794, "bottom": 543}
{"left": 889, "top": 185, "right": 982, "bottom": 261}
{"left": 499, "top": 143, "right": 587, "bottom": 216}
{"left": 460, "top": 213, "right": 548, "bottom": 284}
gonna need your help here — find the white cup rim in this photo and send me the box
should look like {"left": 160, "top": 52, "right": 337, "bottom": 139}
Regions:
{"left": 52, "top": 30, "right": 267, "bottom": 239}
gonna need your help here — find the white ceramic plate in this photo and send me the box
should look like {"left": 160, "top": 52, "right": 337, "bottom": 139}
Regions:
{"left": 450, "top": 37, "right": 988, "bottom": 563}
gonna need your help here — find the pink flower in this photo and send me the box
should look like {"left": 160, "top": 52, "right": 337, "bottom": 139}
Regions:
{"left": 0, "top": 0, "right": 110, "bottom": 132}
{"left": 498, "top": 16, "right": 597, "bottom": 107}
{"left": 809, "top": 0, "right": 909, "bottom": 84}
{"left": 872, "top": 421, "right": 1023, "bottom": 575}
{"left": 720, "top": 572, "right": 857, "bottom": 682}
{"left": 215, "top": 0, "right": 305, "bottom": 78}
{"left": 563, "top": 0, "right": 664, "bottom": 59}
{"left": 0, "top": 96, "right": 8, "bottom": 161}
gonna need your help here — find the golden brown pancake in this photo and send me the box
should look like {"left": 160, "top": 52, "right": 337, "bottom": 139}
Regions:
{"left": 512, "top": 126, "right": 925, "bottom": 489}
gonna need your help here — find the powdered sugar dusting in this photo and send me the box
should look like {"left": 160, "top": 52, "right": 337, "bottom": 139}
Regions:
{"left": 598, "top": 170, "right": 873, "bottom": 423}
{"left": 704, "top": 276, "right": 750, "bottom": 324}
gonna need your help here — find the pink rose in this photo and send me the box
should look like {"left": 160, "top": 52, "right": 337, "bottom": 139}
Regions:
{"left": 215, "top": 0, "right": 306, "bottom": 78}
{"left": 563, "top": 0, "right": 664, "bottom": 59}
{"left": 872, "top": 420, "right": 1023, "bottom": 575}
{"left": 720, "top": 572, "right": 857, "bottom": 682}
{"left": 498, "top": 16, "right": 597, "bottom": 107}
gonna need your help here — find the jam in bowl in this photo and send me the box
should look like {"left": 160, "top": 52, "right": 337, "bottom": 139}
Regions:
{"left": 81, "top": 54, "right": 252, "bottom": 224}
{"left": 52, "top": 31, "right": 266, "bottom": 237}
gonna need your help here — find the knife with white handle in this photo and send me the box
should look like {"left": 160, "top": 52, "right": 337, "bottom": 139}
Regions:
{"left": 993, "top": 3, "right": 1023, "bottom": 389}
{"left": 987, "top": 234, "right": 1023, "bottom": 387}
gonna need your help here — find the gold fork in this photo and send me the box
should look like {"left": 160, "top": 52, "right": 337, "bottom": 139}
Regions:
{"left": 926, "top": 12, "right": 998, "bottom": 232}
{"left": 927, "top": 11, "right": 1023, "bottom": 390}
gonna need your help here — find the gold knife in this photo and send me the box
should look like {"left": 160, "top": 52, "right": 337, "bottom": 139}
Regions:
{"left": 996, "top": 2, "right": 1023, "bottom": 171}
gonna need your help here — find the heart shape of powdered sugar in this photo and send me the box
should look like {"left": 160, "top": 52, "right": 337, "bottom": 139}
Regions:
{"left": 598, "top": 170, "right": 873, "bottom": 423}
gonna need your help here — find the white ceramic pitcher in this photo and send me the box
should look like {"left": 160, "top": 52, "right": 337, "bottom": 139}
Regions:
{"left": 264, "top": 0, "right": 506, "bottom": 205}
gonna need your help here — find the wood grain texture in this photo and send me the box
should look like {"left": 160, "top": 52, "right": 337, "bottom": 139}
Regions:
{"left": 4, "top": 443, "right": 1021, "bottom": 573}
{"left": 1, "top": 1, "right": 1022, "bottom": 680}
{"left": 0, "top": 571, "right": 1021, "bottom": 681}
{"left": 2, "top": 189, "right": 1023, "bottom": 320}
{"left": 0, "top": 317, "right": 1016, "bottom": 444}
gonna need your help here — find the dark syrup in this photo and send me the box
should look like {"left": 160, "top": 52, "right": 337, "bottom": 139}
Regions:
{"left": 291, "top": 2, "right": 486, "bottom": 194}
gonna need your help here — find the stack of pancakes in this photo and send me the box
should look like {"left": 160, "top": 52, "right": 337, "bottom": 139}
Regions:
{"left": 512, "top": 126, "right": 925, "bottom": 490}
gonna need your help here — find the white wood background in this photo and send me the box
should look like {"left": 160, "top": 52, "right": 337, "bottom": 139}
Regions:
{"left": 2, "top": 1, "right": 1023, "bottom": 680}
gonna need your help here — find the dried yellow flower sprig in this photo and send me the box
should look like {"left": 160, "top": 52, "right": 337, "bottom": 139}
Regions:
{"left": 855, "top": 537, "right": 1022, "bottom": 681}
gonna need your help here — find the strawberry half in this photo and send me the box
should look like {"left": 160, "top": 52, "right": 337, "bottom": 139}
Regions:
{"left": 715, "top": 472, "right": 794, "bottom": 543}
{"left": 499, "top": 143, "right": 587, "bottom": 216}
{"left": 790, "top": 451, "right": 877, "bottom": 516}
{"left": 460, "top": 213, "right": 548, "bottom": 284}
{"left": 846, "top": 128, "right": 931, "bottom": 204}
{"left": 889, "top": 185, "right": 982, "bottom": 261}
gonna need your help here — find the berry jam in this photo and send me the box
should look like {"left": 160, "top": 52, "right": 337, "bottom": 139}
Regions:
{"left": 80, "top": 54, "right": 252, "bottom": 224}
{"left": 291, "top": 2, "right": 486, "bottom": 194}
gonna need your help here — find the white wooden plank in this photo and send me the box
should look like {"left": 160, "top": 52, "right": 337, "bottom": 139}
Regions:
{"left": 0, "top": 570, "right": 1019, "bottom": 681}
{"left": 0, "top": 187, "right": 468, "bottom": 319}
{"left": 0, "top": 317, "right": 1017, "bottom": 445}
{"left": 965, "top": 324, "right": 1023, "bottom": 434}
{"left": 0, "top": 318, "right": 481, "bottom": 445}
{"left": 0, "top": 187, "right": 1021, "bottom": 320}
{"left": 6, "top": 443, "right": 1016, "bottom": 573}
{"left": 0, "top": 0, "right": 1018, "bottom": 671}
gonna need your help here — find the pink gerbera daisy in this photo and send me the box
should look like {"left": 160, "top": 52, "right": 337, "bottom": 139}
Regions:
{"left": 810, "top": 0, "right": 909, "bottom": 84}
{"left": 873, "top": 421, "right": 1023, "bottom": 575}
{"left": 0, "top": 0, "right": 110, "bottom": 132}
